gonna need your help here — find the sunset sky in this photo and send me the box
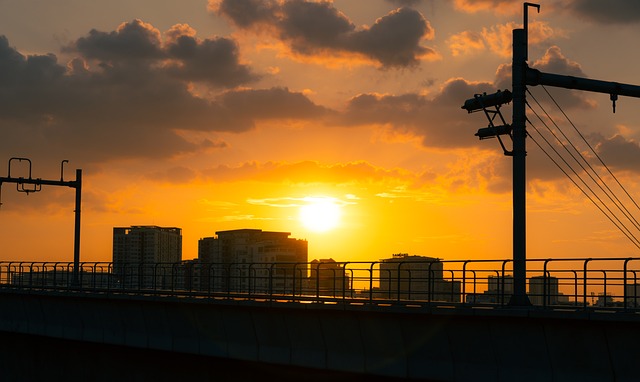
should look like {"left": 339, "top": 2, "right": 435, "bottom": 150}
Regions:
{"left": 1, "top": 0, "right": 640, "bottom": 264}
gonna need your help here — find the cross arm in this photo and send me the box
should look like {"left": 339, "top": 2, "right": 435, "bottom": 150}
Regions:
{"left": 526, "top": 67, "right": 640, "bottom": 99}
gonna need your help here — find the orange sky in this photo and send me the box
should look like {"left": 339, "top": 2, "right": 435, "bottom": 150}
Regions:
{"left": 1, "top": 0, "right": 640, "bottom": 264}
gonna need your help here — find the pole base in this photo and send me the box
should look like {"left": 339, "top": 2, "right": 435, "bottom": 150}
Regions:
{"left": 508, "top": 293, "right": 532, "bottom": 307}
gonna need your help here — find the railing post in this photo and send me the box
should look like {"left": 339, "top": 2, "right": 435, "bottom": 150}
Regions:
{"left": 583, "top": 259, "right": 591, "bottom": 309}
{"left": 462, "top": 261, "right": 469, "bottom": 304}
{"left": 543, "top": 259, "right": 551, "bottom": 308}
{"left": 601, "top": 270, "right": 607, "bottom": 307}
{"left": 623, "top": 258, "right": 632, "bottom": 310}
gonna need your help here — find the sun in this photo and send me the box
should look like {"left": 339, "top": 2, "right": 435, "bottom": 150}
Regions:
{"left": 299, "top": 197, "right": 342, "bottom": 232}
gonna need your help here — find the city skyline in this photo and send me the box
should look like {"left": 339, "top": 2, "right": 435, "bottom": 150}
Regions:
{"left": 1, "top": 1, "right": 640, "bottom": 263}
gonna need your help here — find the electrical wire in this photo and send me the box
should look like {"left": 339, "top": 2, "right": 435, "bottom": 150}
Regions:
{"left": 527, "top": 89, "right": 640, "bottom": 249}
{"left": 541, "top": 85, "right": 640, "bottom": 216}
{"left": 539, "top": 86, "right": 640, "bottom": 231}
{"left": 526, "top": 116, "right": 640, "bottom": 250}
{"left": 527, "top": 89, "right": 640, "bottom": 233}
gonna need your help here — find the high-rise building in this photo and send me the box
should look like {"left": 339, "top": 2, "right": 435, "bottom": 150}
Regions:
{"left": 112, "top": 225, "right": 182, "bottom": 288}
{"left": 197, "top": 229, "right": 308, "bottom": 293}
{"left": 529, "top": 275, "right": 560, "bottom": 306}
{"left": 378, "top": 253, "right": 460, "bottom": 302}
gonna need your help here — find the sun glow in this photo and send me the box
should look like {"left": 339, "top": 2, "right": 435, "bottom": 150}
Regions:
{"left": 299, "top": 197, "right": 342, "bottom": 232}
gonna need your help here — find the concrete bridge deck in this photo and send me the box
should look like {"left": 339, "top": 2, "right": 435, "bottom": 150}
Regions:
{"left": 1, "top": 287, "right": 639, "bottom": 381}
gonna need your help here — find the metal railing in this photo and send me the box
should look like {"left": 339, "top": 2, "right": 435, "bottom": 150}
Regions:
{"left": 2, "top": 258, "right": 640, "bottom": 310}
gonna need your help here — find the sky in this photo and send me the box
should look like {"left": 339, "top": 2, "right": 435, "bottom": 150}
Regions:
{"left": 1, "top": 0, "right": 640, "bottom": 264}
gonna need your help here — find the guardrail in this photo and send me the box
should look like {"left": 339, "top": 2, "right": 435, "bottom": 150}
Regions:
{"left": 1, "top": 258, "right": 640, "bottom": 310}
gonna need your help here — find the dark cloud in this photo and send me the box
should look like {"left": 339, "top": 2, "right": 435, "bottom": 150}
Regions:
{"left": 70, "top": 19, "right": 163, "bottom": 61}
{"left": 0, "top": 28, "right": 327, "bottom": 165}
{"left": 349, "top": 7, "right": 434, "bottom": 67}
{"left": 219, "top": 87, "right": 327, "bottom": 121}
{"left": 213, "top": 0, "right": 436, "bottom": 68}
{"left": 591, "top": 134, "right": 640, "bottom": 173}
{"left": 340, "top": 78, "right": 498, "bottom": 148}
{"left": 569, "top": 0, "right": 640, "bottom": 24}
{"left": 213, "top": 0, "right": 279, "bottom": 28}
{"left": 164, "top": 34, "right": 256, "bottom": 86}
{"left": 279, "top": 0, "right": 355, "bottom": 52}
{"left": 66, "top": 19, "right": 258, "bottom": 87}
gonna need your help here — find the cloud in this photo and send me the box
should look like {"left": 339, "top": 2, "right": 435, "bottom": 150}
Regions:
{"left": 66, "top": 19, "right": 258, "bottom": 87}
{"left": 448, "top": 20, "right": 559, "bottom": 58}
{"left": 164, "top": 31, "right": 257, "bottom": 86}
{"left": 144, "top": 166, "right": 199, "bottom": 183}
{"left": 532, "top": 46, "right": 585, "bottom": 77}
{"left": 339, "top": 77, "right": 500, "bottom": 148}
{"left": 447, "top": 31, "right": 485, "bottom": 56}
{"left": 0, "top": 28, "right": 327, "bottom": 164}
{"left": 211, "top": 0, "right": 279, "bottom": 28}
{"left": 528, "top": 45, "right": 596, "bottom": 109}
{"left": 493, "top": 46, "right": 595, "bottom": 110}
{"left": 218, "top": 87, "right": 328, "bottom": 122}
{"left": 455, "top": 1, "right": 640, "bottom": 26}
{"left": 384, "top": 0, "right": 423, "bottom": 6}
{"left": 201, "top": 160, "right": 417, "bottom": 185}
{"left": 484, "top": 21, "right": 559, "bottom": 58}
{"left": 70, "top": 19, "right": 163, "bottom": 61}
{"left": 592, "top": 134, "right": 640, "bottom": 173}
{"left": 568, "top": 0, "right": 640, "bottom": 25}
{"left": 453, "top": 0, "right": 524, "bottom": 15}
{"left": 212, "top": 0, "right": 437, "bottom": 68}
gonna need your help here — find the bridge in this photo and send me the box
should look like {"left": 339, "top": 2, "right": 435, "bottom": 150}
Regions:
{"left": 3, "top": 4, "right": 640, "bottom": 381}
{"left": 1, "top": 258, "right": 640, "bottom": 381}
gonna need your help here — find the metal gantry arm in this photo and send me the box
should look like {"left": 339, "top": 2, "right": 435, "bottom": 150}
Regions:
{"left": 526, "top": 68, "right": 640, "bottom": 112}
{"left": 0, "top": 158, "right": 82, "bottom": 286}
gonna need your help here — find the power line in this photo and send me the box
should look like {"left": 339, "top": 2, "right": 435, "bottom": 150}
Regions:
{"left": 527, "top": 89, "right": 640, "bottom": 233}
{"left": 525, "top": 95, "right": 640, "bottom": 249}
{"left": 540, "top": 85, "right": 640, "bottom": 227}
{"left": 527, "top": 123, "right": 640, "bottom": 250}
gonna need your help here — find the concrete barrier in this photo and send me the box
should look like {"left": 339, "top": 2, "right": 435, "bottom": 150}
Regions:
{"left": 1, "top": 290, "right": 639, "bottom": 381}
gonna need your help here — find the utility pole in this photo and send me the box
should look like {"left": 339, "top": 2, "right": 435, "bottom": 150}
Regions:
{"left": 508, "top": 2, "right": 539, "bottom": 306}
{"left": 462, "top": 2, "right": 640, "bottom": 307}
{"left": 0, "top": 158, "right": 83, "bottom": 286}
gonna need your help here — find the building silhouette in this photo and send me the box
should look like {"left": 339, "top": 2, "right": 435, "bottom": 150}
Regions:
{"left": 309, "top": 258, "right": 351, "bottom": 297}
{"left": 529, "top": 275, "right": 560, "bottom": 306}
{"left": 377, "top": 253, "right": 460, "bottom": 302}
{"left": 466, "top": 274, "right": 514, "bottom": 304}
{"left": 112, "top": 226, "right": 182, "bottom": 288}
{"left": 625, "top": 283, "right": 640, "bottom": 308}
{"left": 196, "top": 229, "right": 308, "bottom": 293}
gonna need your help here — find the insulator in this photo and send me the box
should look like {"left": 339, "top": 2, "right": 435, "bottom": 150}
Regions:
{"left": 462, "top": 90, "right": 513, "bottom": 113}
{"left": 475, "top": 125, "right": 512, "bottom": 139}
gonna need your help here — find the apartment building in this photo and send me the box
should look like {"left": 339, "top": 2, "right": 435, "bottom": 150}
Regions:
{"left": 112, "top": 225, "right": 182, "bottom": 288}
